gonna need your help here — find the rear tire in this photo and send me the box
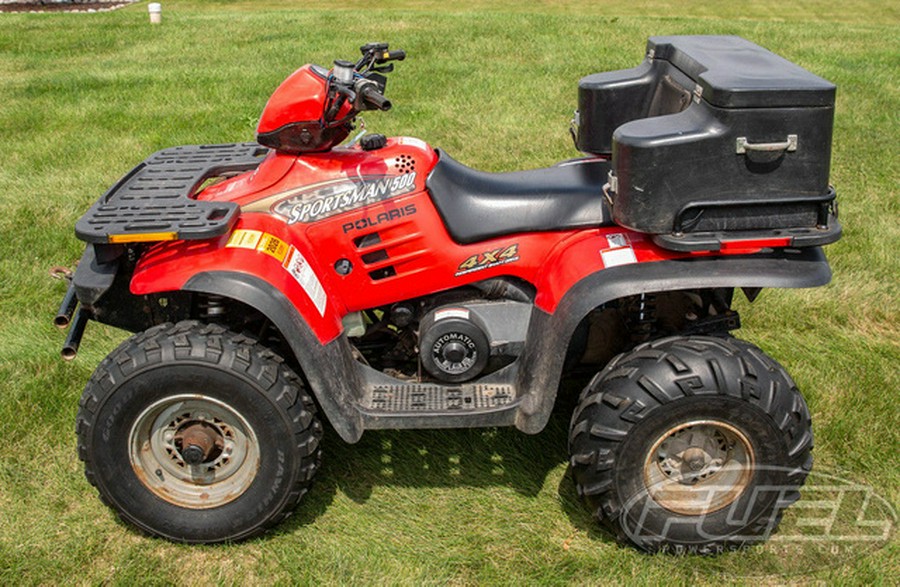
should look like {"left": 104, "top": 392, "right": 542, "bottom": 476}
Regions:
{"left": 568, "top": 335, "right": 813, "bottom": 553}
{"left": 76, "top": 321, "right": 323, "bottom": 543}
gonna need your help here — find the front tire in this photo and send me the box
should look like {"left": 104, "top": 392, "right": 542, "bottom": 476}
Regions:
{"left": 568, "top": 336, "right": 813, "bottom": 553}
{"left": 76, "top": 321, "right": 323, "bottom": 543}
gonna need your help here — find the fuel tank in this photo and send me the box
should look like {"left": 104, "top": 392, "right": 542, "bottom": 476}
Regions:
{"left": 197, "top": 136, "right": 437, "bottom": 215}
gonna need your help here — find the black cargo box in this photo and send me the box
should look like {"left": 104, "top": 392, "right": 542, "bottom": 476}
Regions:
{"left": 575, "top": 36, "right": 840, "bottom": 250}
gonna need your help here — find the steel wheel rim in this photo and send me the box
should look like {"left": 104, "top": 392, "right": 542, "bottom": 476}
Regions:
{"left": 129, "top": 394, "right": 260, "bottom": 509}
{"left": 643, "top": 419, "right": 755, "bottom": 516}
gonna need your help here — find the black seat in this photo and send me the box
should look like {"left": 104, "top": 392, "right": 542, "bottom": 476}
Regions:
{"left": 425, "top": 150, "right": 613, "bottom": 244}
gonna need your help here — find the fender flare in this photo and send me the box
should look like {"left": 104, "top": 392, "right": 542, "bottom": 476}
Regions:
{"left": 514, "top": 247, "right": 832, "bottom": 433}
{"left": 184, "top": 271, "right": 365, "bottom": 443}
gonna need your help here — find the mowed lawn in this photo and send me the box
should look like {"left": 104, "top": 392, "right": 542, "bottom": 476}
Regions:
{"left": 0, "top": 1, "right": 897, "bottom": 584}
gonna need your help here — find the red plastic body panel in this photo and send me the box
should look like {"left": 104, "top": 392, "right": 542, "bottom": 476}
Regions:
{"left": 720, "top": 237, "right": 791, "bottom": 253}
{"left": 256, "top": 65, "right": 347, "bottom": 134}
{"left": 131, "top": 136, "right": 694, "bottom": 344}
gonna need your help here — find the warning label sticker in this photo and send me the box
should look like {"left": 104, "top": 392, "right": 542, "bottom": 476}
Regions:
{"left": 226, "top": 230, "right": 288, "bottom": 262}
{"left": 257, "top": 233, "right": 288, "bottom": 262}
{"left": 435, "top": 308, "right": 470, "bottom": 322}
{"left": 227, "top": 230, "right": 327, "bottom": 316}
{"left": 600, "top": 233, "right": 637, "bottom": 268}
{"left": 226, "top": 229, "right": 263, "bottom": 249}
{"left": 283, "top": 246, "right": 328, "bottom": 316}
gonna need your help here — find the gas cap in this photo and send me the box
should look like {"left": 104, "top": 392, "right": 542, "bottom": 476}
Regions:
{"left": 360, "top": 133, "right": 387, "bottom": 151}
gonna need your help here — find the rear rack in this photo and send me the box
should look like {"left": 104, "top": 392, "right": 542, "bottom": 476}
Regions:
{"left": 653, "top": 214, "right": 842, "bottom": 252}
{"left": 75, "top": 143, "right": 268, "bottom": 244}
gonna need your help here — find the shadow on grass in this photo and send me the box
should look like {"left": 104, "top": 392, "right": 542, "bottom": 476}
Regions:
{"left": 555, "top": 460, "right": 622, "bottom": 547}
{"left": 279, "top": 377, "right": 619, "bottom": 547}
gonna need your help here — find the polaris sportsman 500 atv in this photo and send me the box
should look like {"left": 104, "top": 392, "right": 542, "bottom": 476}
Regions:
{"left": 58, "top": 36, "right": 841, "bottom": 552}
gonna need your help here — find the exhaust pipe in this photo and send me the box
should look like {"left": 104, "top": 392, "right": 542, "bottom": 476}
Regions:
{"left": 61, "top": 308, "right": 89, "bottom": 361}
{"left": 54, "top": 283, "right": 78, "bottom": 328}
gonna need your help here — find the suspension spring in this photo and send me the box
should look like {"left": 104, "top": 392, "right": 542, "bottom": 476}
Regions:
{"left": 625, "top": 293, "right": 658, "bottom": 344}
{"left": 199, "top": 295, "right": 227, "bottom": 320}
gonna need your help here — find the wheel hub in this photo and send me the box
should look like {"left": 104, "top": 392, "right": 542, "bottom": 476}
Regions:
{"left": 683, "top": 447, "right": 710, "bottom": 472}
{"left": 129, "top": 395, "right": 260, "bottom": 509}
{"left": 175, "top": 421, "right": 224, "bottom": 465}
{"left": 643, "top": 420, "right": 754, "bottom": 516}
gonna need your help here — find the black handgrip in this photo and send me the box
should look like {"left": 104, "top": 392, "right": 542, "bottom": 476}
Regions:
{"left": 360, "top": 86, "right": 392, "bottom": 111}
{"left": 376, "top": 49, "right": 406, "bottom": 64}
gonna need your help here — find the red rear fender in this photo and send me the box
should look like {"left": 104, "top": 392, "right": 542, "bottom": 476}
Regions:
{"left": 533, "top": 228, "right": 690, "bottom": 312}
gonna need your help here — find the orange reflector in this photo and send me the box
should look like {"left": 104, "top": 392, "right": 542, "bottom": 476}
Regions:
{"left": 108, "top": 232, "right": 178, "bottom": 244}
{"left": 720, "top": 237, "right": 791, "bottom": 251}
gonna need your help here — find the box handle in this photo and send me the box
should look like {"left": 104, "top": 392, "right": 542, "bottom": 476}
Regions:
{"left": 736, "top": 134, "right": 798, "bottom": 154}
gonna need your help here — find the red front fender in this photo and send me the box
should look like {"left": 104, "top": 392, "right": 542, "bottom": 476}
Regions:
{"left": 130, "top": 214, "right": 343, "bottom": 344}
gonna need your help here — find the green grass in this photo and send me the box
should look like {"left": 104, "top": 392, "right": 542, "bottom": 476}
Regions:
{"left": 0, "top": 1, "right": 897, "bottom": 584}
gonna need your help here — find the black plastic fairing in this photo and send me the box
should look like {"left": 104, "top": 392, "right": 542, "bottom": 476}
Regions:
{"left": 256, "top": 120, "right": 352, "bottom": 154}
{"left": 68, "top": 245, "right": 832, "bottom": 441}
{"left": 183, "top": 271, "right": 366, "bottom": 443}
{"left": 72, "top": 245, "right": 119, "bottom": 306}
{"left": 514, "top": 247, "right": 832, "bottom": 433}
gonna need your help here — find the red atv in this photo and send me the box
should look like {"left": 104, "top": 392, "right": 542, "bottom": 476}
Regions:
{"left": 59, "top": 36, "right": 840, "bottom": 552}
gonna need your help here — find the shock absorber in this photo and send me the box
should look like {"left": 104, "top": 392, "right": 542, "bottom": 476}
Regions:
{"left": 198, "top": 295, "right": 227, "bottom": 320}
{"left": 624, "top": 293, "right": 658, "bottom": 344}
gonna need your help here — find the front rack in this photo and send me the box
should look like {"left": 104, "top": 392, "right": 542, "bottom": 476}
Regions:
{"left": 75, "top": 143, "right": 268, "bottom": 244}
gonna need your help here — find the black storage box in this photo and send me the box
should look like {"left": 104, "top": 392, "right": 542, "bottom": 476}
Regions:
{"left": 575, "top": 36, "right": 840, "bottom": 250}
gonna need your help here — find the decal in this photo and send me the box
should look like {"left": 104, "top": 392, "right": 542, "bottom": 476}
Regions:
{"left": 257, "top": 233, "right": 288, "bottom": 262}
{"left": 283, "top": 246, "right": 328, "bottom": 316}
{"left": 342, "top": 204, "right": 417, "bottom": 233}
{"left": 435, "top": 308, "right": 470, "bottom": 322}
{"left": 226, "top": 229, "right": 263, "bottom": 249}
{"left": 455, "top": 244, "right": 520, "bottom": 277}
{"left": 606, "top": 233, "right": 629, "bottom": 249}
{"left": 226, "top": 229, "right": 287, "bottom": 262}
{"left": 600, "top": 233, "right": 637, "bottom": 267}
{"left": 397, "top": 137, "right": 429, "bottom": 150}
{"left": 244, "top": 173, "right": 418, "bottom": 225}
{"left": 226, "top": 229, "right": 327, "bottom": 316}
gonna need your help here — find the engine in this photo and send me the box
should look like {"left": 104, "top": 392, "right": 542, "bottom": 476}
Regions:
{"left": 418, "top": 301, "right": 530, "bottom": 382}
{"left": 347, "top": 282, "right": 533, "bottom": 383}
{"left": 346, "top": 284, "right": 738, "bottom": 384}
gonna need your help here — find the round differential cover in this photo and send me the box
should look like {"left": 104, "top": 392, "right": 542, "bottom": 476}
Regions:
{"left": 419, "top": 308, "right": 490, "bottom": 383}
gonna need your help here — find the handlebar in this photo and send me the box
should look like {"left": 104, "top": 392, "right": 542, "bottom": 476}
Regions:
{"left": 359, "top": 85, "right": 392, "bottom": 111}
{"left": 324, "top": 43, "right": 403, "bottom": 124}
{"left": 376, "top": 50, "right": 406, "bottom": 64}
